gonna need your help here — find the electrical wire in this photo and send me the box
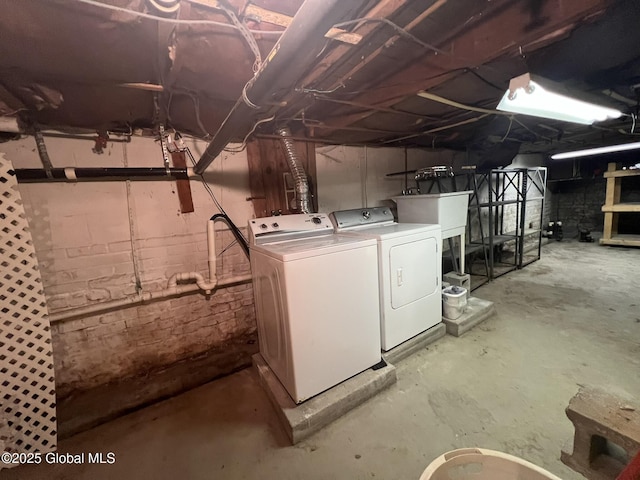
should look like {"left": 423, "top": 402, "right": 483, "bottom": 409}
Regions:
{"left": 332, "top": 17, "right": 449, "bottom": 56}
{"left": 223, "top": 115, "right": 276, "bottom": 152}
{"left": 69, "top": 0, "right": 283, "bottom": 34}
{"left": 184, "top": 144, "right": 226, "bottom": 213}
{"left": 417, "top": 91, "right": 512, "bottom": 116}
{"left": 299, "top": 83, "right": 345, "bottom": 94}
{"left": 501, "top": 116, "right": 514, "bottom": 142}
{"left": 632, "top": 113, "right": 637, "bottom": 134}
{"left": 186, "top": 143, "right": 249, "bottom": 249}
{"left": 468, "top": 69, "right": 505, "bottom": 92}
{"left": 219, "top": 239, "right": 239, "bottom": 256}
{"left": 512, "top": 117, "right": 552, "bottom": 142}
{"left": 188, "top": 93, "right": 211, "bottom": 139}
{"left": 217, "top": 0, "right": 262, "bottom": 72}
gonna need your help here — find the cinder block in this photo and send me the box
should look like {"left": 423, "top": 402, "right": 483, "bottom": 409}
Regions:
{"left": 253, "top": 353, "right": 396, "bottom": 444}
{"left": 443, "top": 271, "right": 471, "bottom": 298}
{"left": 561, "top": 387, "right": 640, "bottom": 480}
{"left": 382, "top": 323, "right": 446, "bottom": 364}
{"left": 442, "top": 296, "right": 495, "bottom": 337}
{"left": 66, "top": 244, "right": 109, "bottom": 258}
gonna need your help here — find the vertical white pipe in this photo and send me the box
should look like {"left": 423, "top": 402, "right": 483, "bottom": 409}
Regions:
{"left": 207, "top": 219, "right": 216, "bottom": 282}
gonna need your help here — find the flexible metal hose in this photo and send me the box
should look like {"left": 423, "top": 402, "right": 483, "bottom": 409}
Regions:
{"left": 276, "top": 127, "right": 310, "bottom": 213}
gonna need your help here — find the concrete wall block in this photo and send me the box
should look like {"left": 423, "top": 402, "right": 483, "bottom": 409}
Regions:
{"left": 112, "top": 262, "right": 135, "bottom": 275}
{"left": 108, "top": 240, "right": 132, "bottom": 253}
{"left": 45, "top": 281, "right": 88, "bottom": 296}
{"left": 140, "top": 278, "right": 166, "bottom": 292}
{"left": 46, "top": 248, "right": 69, "bottom": 262}
{"left": 139, "top": 234, "right": 203, "bottom": 249}
{"left": 67, "top": 292, "right": 88, "bottom": 307}
{"left": 66, "top": 244, "right": 109, "bottom": 258}
{"left": 86, "top": 288, "right": 111, "bottom": 302}
{"left": 214, "top": 302, "right": 231, "bottom": 313}
{"left": 46, "top": 294, "right": 70, "bottom": 311}
{"left": 138, "top": 244, "right": 199, "bottom": 261}
{"left": 56, "top": 251, "right": 133, "bottom": 271}
{"left": 55, "top": 318, "right": 86, "bottom": 334}
{"left": 139, "top": 255, "right": 197, "bottom": 270}
{"left": 106, "top": 284, "right": 138, "bottom": 299}
{"left": 88, "top": 273, "right": 135, "bottom": 289}
{"left": 212, "top": 310, "right": 236, "bottom": 325}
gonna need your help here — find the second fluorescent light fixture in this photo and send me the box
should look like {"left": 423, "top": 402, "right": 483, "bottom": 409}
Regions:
{"left": 497, "top": 73, "right": 622, "bottom": 125}
{"left": 551, "top": 141, "right": 640, "bottom": 160}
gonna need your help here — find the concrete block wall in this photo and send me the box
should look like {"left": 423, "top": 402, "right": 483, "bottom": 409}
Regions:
{"left": 547, "top": 178, "right": 606, "bottom": 235}
{"left": 1, "top": 135, "right": 257, "bottom": 401}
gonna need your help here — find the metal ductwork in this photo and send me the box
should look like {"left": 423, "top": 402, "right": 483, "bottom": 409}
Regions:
{"left": 277, "top": 127, "right": 310, "bottom": 213}
{"left": 194, "top": 0, "right": 369, "bottom": 174}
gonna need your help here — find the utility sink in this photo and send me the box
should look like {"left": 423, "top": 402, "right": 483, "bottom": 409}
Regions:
{"left": 392, "top": 191, "right": 472, "bottom": 239}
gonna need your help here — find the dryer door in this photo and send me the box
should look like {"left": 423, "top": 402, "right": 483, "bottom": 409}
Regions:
{"left": 389, "top": 237, "right": 438, "bottom": 309}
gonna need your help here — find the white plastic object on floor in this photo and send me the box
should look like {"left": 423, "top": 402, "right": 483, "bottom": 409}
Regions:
{"left": 442, "top": 285, "right": 467, "bottom": 320}
{"left": 419, "top": 448, "right": 563, "bottom": 480}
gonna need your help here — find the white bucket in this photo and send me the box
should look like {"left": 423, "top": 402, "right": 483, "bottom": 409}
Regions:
{"left": 419, "top": 448, "right": 563, "bottom": 480}
{"left": 442, "top": 285, "right": 467, "bottom": 320}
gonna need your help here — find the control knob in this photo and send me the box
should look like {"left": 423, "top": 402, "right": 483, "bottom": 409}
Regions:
{"left": 311, "top": 216, "right": 322, "bottom": 224}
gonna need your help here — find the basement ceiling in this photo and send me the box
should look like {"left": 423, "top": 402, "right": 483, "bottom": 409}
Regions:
{"left": 1, "top": 0, "right": 640, "bottom": 165}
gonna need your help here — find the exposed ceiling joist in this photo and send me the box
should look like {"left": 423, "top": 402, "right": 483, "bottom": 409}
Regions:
{"left": 320, "top": 0, "right": 613, "bottom": 133}
{"left": 244, "top": 4, "right": 361, "bottom": 44}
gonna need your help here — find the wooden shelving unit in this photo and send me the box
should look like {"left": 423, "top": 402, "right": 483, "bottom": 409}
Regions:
{"left": 601, "top": 162, "right": 640, "bottom": 247}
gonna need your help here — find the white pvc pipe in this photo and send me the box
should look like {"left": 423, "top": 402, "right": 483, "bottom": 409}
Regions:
{"left": 167, "top": 272, "right": 217, "bottom": 294}
{"left": 49, "top": 273, "right": 252, "bottom": 323}
{"left": 207, "top": 219, "right": 216, "bottom": 282}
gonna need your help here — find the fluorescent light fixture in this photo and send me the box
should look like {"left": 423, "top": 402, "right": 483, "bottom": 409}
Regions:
{"left": 497, "top": 73, "right": 622, "bottom": 125}
{"left": 551, "top": 141, "right": 640, "bottom": 160}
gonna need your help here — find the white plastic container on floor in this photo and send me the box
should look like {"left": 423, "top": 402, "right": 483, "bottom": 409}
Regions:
{"left": 419, "top": 448, "right": 563, "bottom": 480}
{"left": 442, "top": 285, "right": 467, "bottom": 320}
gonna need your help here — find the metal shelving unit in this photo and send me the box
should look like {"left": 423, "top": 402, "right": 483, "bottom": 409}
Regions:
{"left": 476, "top": 167, "right": 547, "bottom": 278}
{"left": 414, "top": 167, "right": 547, "bottom": 281}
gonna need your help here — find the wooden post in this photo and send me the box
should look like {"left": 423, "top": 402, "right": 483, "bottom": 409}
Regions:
{"left": 171, "top": 151, "right": 194, "bottom": 213}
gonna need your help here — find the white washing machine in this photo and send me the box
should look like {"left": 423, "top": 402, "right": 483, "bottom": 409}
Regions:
{"left": 331, "top": 207, "right": 442, "bottom": 351}
{"left": 249, "top": 213, "right": 382, "bottom": 404}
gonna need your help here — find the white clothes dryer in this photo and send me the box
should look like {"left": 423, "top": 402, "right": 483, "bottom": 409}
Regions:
{"left": 331, "top": 207, "right": 442, "bottom": 351}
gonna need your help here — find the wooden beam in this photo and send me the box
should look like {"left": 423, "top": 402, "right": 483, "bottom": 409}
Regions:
{"left": 601, "top": 203, "right": 640, "bottom": 213}
{"left": 298, "top": 0, "right": 411, "bottom": 90}
{"left": 244, "top": 4, "right": 361, "bottom": 45}
{"left": 246, "top": 137, "right": 318, "bottom": 217}
{"left": 604, "top": 169, "right": 640, "bottom": 178}
{"left": 322, "top": 0, "right": 612, "bottom": 131}
{"left": 327, "top": 0, "right": 449, "bottom": 91}
{"left": 246, "top": 140, "right": 268, "bottom": 218}
{"left": 171, "top": 152, "right": 195, "bottom": 213}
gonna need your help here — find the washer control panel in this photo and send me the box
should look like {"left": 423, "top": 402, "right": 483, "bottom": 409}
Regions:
{"left": 249, "top": 213, "right": 333, "bottom": 244}
{"left": 330, "top": 206, "right": 395, "bottom": 229}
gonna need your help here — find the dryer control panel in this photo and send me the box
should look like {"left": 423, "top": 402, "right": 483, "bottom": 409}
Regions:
{"left": 331, "top": 206, "right": 395, "bottom": 229}
{"left": 249, "top": 214, "right": 333, "bottom": 244}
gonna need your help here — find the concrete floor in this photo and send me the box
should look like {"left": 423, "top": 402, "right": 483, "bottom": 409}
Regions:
{"left": 6, "top": 240, "right": 640, "bottom": 480}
